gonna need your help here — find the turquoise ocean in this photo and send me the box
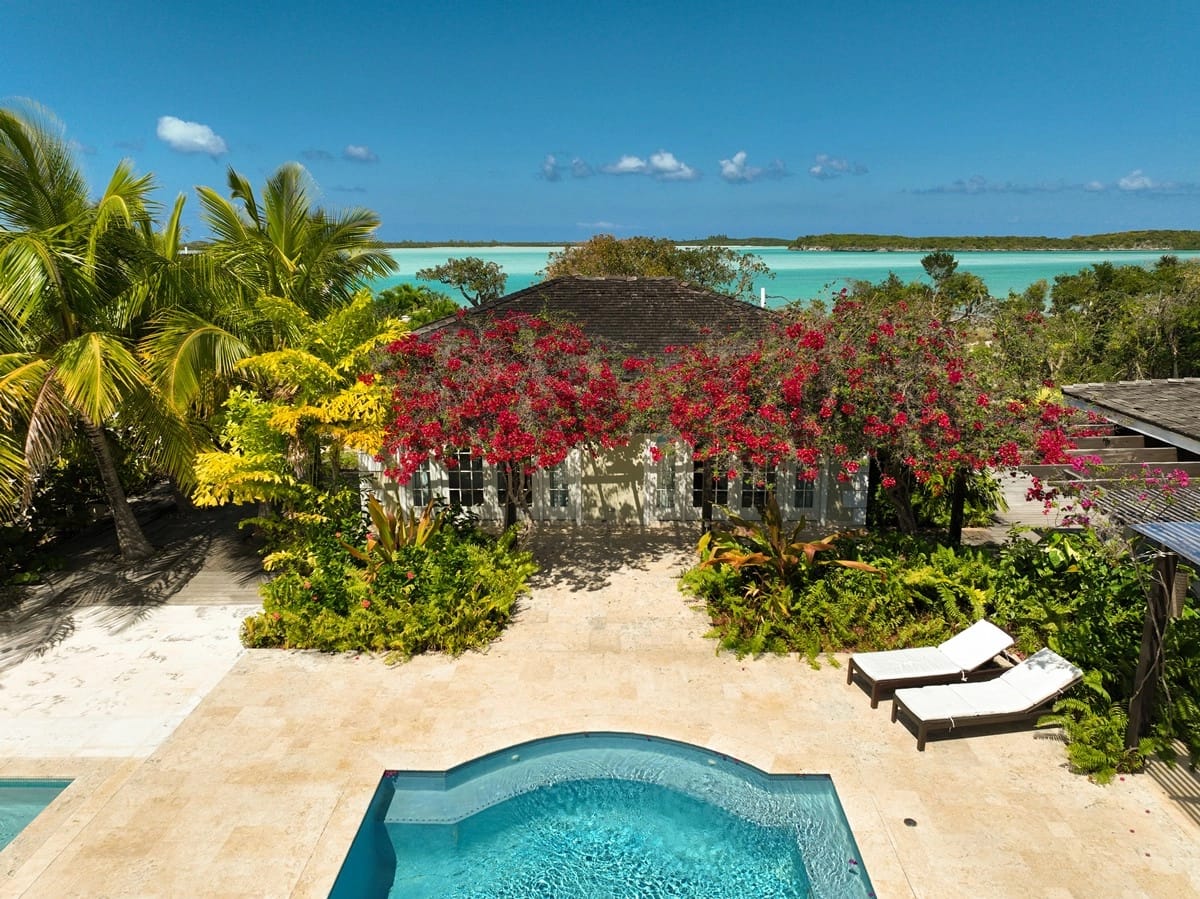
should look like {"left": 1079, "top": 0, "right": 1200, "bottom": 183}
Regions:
{"left": 371, "top": 247, "right": 1200, "bottom": 309}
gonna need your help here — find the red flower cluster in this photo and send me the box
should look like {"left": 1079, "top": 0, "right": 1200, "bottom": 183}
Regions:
{"left": 378, "top": 313, "right": 632, "bottom": 483}
{"left": 372, "top": 302, "right": 1070, "bottom": 501}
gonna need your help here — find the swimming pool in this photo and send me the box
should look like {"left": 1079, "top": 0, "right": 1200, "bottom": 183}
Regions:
{"left": 0, "top": 779, "right": 71, "bottom": 854}
{"left": 330, "top": 733, "right": 874, "bottom": 898}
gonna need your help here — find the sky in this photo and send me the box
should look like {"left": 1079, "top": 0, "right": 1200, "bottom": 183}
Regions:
{"left": 4, "top": 0, "right": 1199, "bottom": 242}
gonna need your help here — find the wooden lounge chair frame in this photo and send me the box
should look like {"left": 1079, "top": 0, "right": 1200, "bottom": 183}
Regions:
{"left": 891, "top": 692, "right": 1065, "bottom": 751}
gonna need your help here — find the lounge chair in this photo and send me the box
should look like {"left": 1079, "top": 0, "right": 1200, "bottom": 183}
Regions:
{"left": 890, "top": 648, "right": 1084, "bottom": 750}
{"left": 846, "top": 619, "right": 1014, "bottom": 708}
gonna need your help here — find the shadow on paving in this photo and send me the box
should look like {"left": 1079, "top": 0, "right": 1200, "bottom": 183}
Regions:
{"left": 1148, "top": 746, "right": 1200, "bottom": 830}
{"left": 525, "top": 525, "right": 697, "bottom": 592}
{"left": 0, "top": 503, "right": 262, "bottom": 675}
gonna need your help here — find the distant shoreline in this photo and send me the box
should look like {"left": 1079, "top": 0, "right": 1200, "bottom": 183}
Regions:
{"left": 788, "top": 246, "right": 1186, "bottom": 253}
{"left": 378, "top": 230, "right": 1200, "bottom": 252}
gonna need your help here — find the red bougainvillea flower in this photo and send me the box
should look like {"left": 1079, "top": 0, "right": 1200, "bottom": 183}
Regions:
{"left": 378, "top": 312, "right": 633, "bottom": 484}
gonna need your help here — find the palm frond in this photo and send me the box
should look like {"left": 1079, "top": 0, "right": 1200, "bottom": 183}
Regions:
{"left": 0, "top": 101, "right": 89, "bottom": 231}
{"left": 0, "top": 232, "right": 64, "bottom": 324}
{"left": 54, "top": 331, "right": 146, "bottom": 424}
{"left": 0, "top": 352, "right": 49, "bottom": 420}
{"left": 141, "top": 309, "right": 251, "bottom": 411}
{"left": 115, "top": 387, "right": 204, "bottom": 487}
{"left": 22, "top": 369, "right": 74, "bottom": 482}
{"left": 0, "top": 431, "right": 29, "bottom": 511}
{"left": 196, "top": 184, "right": 251, "bottom": 246}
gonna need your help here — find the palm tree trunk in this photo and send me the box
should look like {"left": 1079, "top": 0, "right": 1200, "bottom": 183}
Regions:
{"left": 80, "top": 418, "right": 156, "bottom": 562}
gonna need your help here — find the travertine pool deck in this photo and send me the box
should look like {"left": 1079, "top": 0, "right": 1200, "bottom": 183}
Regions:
{"left": 2, "top": 521, "right": 1198, "bottom": 897}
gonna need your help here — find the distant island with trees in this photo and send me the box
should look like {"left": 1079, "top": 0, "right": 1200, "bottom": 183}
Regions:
{"left": 786, "top": 230, "right": 1200, "bottom": 251}
{"left": 377, "top": 230, "right": 1200, "bottom": 251}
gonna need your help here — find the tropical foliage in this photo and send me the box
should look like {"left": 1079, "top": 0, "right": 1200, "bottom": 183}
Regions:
{"left": 190, "top": 289, "right": 407, "bottom": 509}
{"left": 1043, "top": 257, "right": 1200, "bottom": 382}
{"left": 415, "top": 256, "right": 507, "bottom": 305}
{"left": 543, "top": 234, "right": 771, "bottom": 300}
{"left": 0, "top": 101, "right": 196, "bottom": 559}
{"left": 685, "top": 523, "right": 1199, "bottom": 777}
{"left": 240, "top": 490, "right": 536, "bottom": 660}
{"left": 145, "top": 162, "right": 397, "bottom": 417}
{"left": 375, "top": 283, "right": 458, "bottom": 327}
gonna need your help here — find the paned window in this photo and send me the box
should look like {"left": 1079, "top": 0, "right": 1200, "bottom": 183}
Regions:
{"left": 692, "top": 461, "right": 729, "bottom": 507}
{"left": 411, "top": 460, "right": 434, "bottom": 507}
{"left": 655, "top": 456, "right": 676, "bottom": 512}
{"left": 547, "top": 462, "right": 570, "bottom": 509}
{"left": 793, "top": 470, "right": 816, "bottom": 510}
{"left": 740, "top": 467, "right": 776, "bottom": 510}
{"left": 448, "top": 451, "right": 484, "bottom": 507}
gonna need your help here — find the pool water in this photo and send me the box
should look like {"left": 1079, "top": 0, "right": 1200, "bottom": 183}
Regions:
{"left": 0, "top": 779, "right": 71, "bottom": 853}
{"left": 330, "top": 733, "right": 874, "bottom": 898}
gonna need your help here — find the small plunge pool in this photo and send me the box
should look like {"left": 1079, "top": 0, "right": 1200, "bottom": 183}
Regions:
{"left": 0, "top": 779, "right": 71, "bottom": 854}
{"left": 330, "top": 733, "right": 874, "bottom": 898}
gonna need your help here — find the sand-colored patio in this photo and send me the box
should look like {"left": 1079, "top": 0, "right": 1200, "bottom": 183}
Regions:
{"left": 2, "top": 509, "right": 1198, "bottom": 898}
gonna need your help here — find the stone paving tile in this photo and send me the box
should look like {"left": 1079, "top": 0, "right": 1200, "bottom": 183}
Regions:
{"left": 0, "top": 605, "right": 257, "bottom": 758}
{"left": 1, "top": 517, "right": 1197, "bottom": 897}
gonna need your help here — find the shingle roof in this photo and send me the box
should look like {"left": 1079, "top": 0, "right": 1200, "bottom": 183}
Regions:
{"left": 419, "top": 276, "right": 777, "bottom": 356}
{"left": 1062, "top": 379, "right": 1200, "bottom": 446}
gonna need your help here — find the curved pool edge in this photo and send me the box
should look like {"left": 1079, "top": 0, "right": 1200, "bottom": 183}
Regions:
{"left": 330, "top": 730, "right": 876, "bottom": 899}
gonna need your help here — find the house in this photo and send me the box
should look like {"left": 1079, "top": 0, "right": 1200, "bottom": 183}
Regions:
{"left": 359, "top": 276, "right": 868, "bottom": 528}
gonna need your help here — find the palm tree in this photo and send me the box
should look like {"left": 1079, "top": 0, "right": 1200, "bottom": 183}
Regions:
{"left": 0, "top": 102, "right": 194, "bottom": 561}
{"left": 143, "top": 163, "right": 396, "bottom": 416}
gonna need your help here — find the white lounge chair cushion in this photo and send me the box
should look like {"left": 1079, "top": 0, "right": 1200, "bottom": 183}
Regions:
{"left": 851, "top": 620, "right": 1013, "bottom": 681}
{"left": 1000, "top": 648, "right": 1083, "bottom": 703}
{"left": 937, "top": 619, "right": 1014, "bottom": 671}
{"left": 851, "top": 647, "right": 963, "bottom": 681}
{"left": 895, "top": 648, "right": 1083, "bottom": 722}
{"left": 895, "top": 680, "right": 1030, "bottom": 720}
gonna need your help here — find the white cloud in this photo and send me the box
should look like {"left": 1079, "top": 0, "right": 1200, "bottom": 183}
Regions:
{"left": 719, "top": 150, "right": 787, "bottom": 183}
{"left": 648, "top": 150, "right": 698, "bottom": 181}
{"left": 602, "top": 154, "right": 649, "bottom": 175}
{"left": 344, "top": 144, "right": 379, "bottom": 163}
{"left": 720, "top": 150, "right": 753, "bottom": 182}
{"left": 600, "top": 151, "right": 698, "bottom": 181}
{"left": 571, "top": 156, "right": 593, "bottom": 178}
{"left": 68, "top": 138, "right": 96, "bottom": 156}
{"left": 1118, "top": 169, "right": 1153, "bottom": 191}
{"left": 1084, "top": 180, "right": 1106, "bottom": 192}
{"left": 540, "top": 153, "right": 562, "bottom": 181}
{"left": 809, "top": 153, "right": 868, "bottom": 180}
{"left": 577, "top": 220, "right": 618, "bottom": 229}
{"left": 156, "top": 116, "right": 227, "bottom": 156}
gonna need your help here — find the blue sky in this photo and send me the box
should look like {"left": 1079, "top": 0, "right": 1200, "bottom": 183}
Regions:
{"left": 4, "top": 0, "right": 1198, "bottom": 241}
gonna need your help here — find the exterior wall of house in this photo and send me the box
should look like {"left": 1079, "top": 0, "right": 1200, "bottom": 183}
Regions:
{"left": 359, "top": 445, "right": 867, "bottom": 529}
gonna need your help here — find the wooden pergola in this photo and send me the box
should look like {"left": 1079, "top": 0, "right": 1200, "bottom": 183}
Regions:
{"left": 1030, "top": 382, "right": 1200, "bottom": 750}
{"left": 1125, "top": 522, "right": 1196, "bottom": 749}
